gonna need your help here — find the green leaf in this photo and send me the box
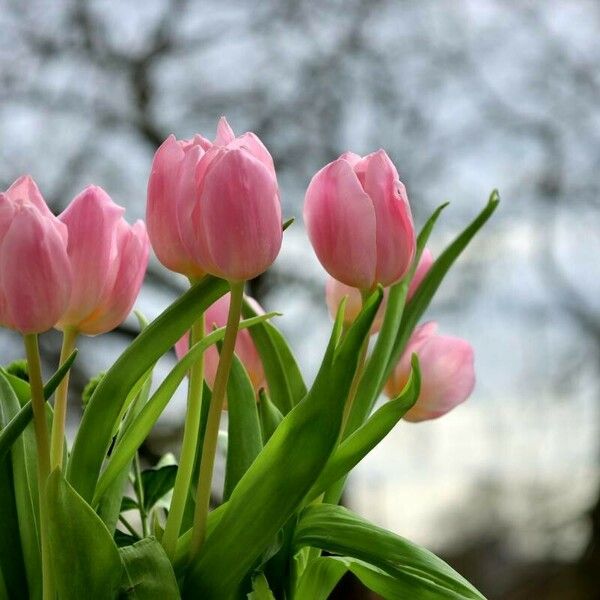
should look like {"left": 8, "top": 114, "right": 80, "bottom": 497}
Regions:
{"left": 242, "top": 301, "right": 306, "bottom": 414}
{"left": 257, "top": 389, "right": 283, "bottom": 444}
{"left": 121, "top": 496, "right": 138, "bottom": 512}
{"left": 293, "top": 556, "right": 346, "bottom": 600}
{"left": 0, "top": 371, "right": 42, "bottom": 598}
{"left": 184, "top": 288, "right": 383, "bottom": 599}
{"left": 0, "top": 350, "right": 78, "bottom": 461}
{"left": 46, "top": 469, "right": 122, "bottom": 600}
{"left": 68, "top": 276, "right": 229, "bottom": 502}
{"left": 119, "top": 537, "right": 180, "bottom": 599}
{"left": 92, "top": 312, "right": 276, "bottom": 506}
{"left": 247, "top": 572, "right": 276, "bottom": 600}
{"left": 345, "top": 202, "right": 448, "bottom": 441}
{"left": 0, "top": 402, "right": 28, "bottom": 598}
{"left": 386, "top": 191, "right": 499, "bottom": 382}
{"left": 115, "top": 530, "right": 140, "bottom": 548}
{"left": 224, "top": 354, "right": 263, "bottom": 501}
{"left": 294, "top": 505, "right": 485, "bottom": 600}
{"left": 307, "top": 355, "right": 420, "bottom": 503}
{"left": 141, "top": 465, "right": 178, "bottom": 513}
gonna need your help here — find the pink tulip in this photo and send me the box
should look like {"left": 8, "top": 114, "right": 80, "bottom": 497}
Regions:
{"left": 57, "top": 186, "right": 149, "bottom": 335}
{"left": 304, "top": 150, "right": 416, "bottom": 290}
{"left": 175, "top": 293, "right": 265, "bottom": 395}
{"left": 385, "top": 322, "right": 475, "bottom": 422}
{"left": 148, "top": 117, "right": 282, "bottom": 282}
{"left": 0, "top": 176, "right": 72, "bottom": 334}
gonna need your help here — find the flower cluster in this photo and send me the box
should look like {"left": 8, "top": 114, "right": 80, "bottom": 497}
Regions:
{"left": 0, "top": 116, "right": 492, "bottom": 600}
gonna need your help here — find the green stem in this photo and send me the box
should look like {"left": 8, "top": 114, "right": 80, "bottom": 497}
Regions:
{"left": 162, "top": 316, "right": 205, "bottom": 560}
{"left": 49, "top": 326, "right": 78, "bottom": 471}
{"left": 133, "top": 452, "right": 148, "bottom": 537}
{"left": 23, "top": 334, "right": 54, "bottom": 600}
{"left": 190, "top": 281, "right": 245, "bottom": 559}
{"left": 119, "top": 514, "right": 140, "bottom": 538}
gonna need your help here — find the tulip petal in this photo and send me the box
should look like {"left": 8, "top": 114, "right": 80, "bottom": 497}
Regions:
{"left": 214, "top": 116, "right": 235, "bottom": 146}
{"left": 0, "top": 207, "right": 71, "bottom": 333}
{"left": 58, "top": 186, "right": 124, "bottom": 327}
{"left": 304, "top": 158, "right": 377, "bottom": 289}
{"left": 361, "top": 150, "right": 416, "bottom": 286}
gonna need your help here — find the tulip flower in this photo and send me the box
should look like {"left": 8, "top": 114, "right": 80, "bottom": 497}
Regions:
{"left": 175, "top": 293, "right": 265, "bottom": 394}
{"left": 148, "top": 117, "right": 282, "bottom": 282}
{"left": 304, "top": 150, "right": 416, "bottom": 290}
{"left": 385, "top": 322, "right": 475, "bottom": 422}
{"left": 325, "top": 248, "right": 434, "bottom": 332}
{"left": 0, "top": 176, "right": 72, "bottom": 334}
{"left": 57, "top": 186, "right": 150, "bottom": 336}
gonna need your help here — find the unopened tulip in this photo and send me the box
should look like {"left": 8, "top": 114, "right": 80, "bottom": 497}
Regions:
{"left": 325, "top": 248, "right": 434, "bottom": 332}
{"left": 175, "top": 293, "right": 265, "bottom": 394}
{"left": 148, "top": 118, "right": 282, "bottom": 282}
{"left": 57, "top": 186, "right": 149, "bottom": 335}
{"left": 304, "top": 150, "right": 416, "bottom": 290}
{"left": 0, "top": 176, "right": 72, "bottom": 334}
{"left": 385, "top": 322, "right": 475, "bottom": 422}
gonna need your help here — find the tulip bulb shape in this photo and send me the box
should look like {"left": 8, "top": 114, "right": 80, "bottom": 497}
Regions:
{"left": 57, "top": 186, "right": 149, "bottom": 335}
{"left": 0, "top": 176, "right": 72, "bottom": 334}
{"left": 304, "top": 150, "right": 416, "bottom": 290}
{"left": 148, "top": 117, "right": 282, "bottom": 282}
{"left": 325, "top": 248, "right": 434, "bottom": 333}
{"left": 385, "top": 322, "right": 475, "bottom": 422}
{"left": 175, "top": 293, "right": 265, "bottom": 395}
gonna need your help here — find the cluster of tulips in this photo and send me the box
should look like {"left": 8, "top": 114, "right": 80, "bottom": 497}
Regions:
{"left": 0, "top": 117, "right": 497, "bottom": 600}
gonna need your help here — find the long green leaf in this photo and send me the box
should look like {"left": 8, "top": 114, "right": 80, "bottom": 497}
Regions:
{"left": 0, "top": 390, "right": 28, "bottom": 598}
{"left": 258, "top": 389, "right": 283, "bottom": 444}
{"left": 184, "top": 289, "right": 383, "bottom": 598}
{"left": 386, "top": 191, "right": 499, "bottom": 382}
{"left": 46, "top": 469, "right": 122, "bottom": 600}
{"left": 294, "top": 505, "right": 485, "bottom": 600}
{"left": 68, "top": 277, "right": 229, "bottom": 502}
{"left": 0, "top": 372, "right": 42, "bottom": 598}
{"left": 248, "top": 573, "right": 276, "bottom": 600}
{"left": 242, "top": 301, "right": 306, "bottom": 414}
{"left": 345, "top": 203, "right": 448, "bottom": 440}
{"left": 0, "top": 350, "right": 77, "bottom": 461}
{"left": 119, "top": 538, "right": 180, "bottom": 599}
{"left": 92, "top": 312, "right": 275, "bottom": 506}
{"left": 307, "top": 355, "right": 420, "bottom": 503}
{"left": 223, "top": 354, "right": 263, "bottom": 501}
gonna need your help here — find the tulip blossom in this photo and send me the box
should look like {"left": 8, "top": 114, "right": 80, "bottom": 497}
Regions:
{"left": 385, "top": 322, "right": 475, "bottom": 422}
{"left": 148, "top": 117, "right": 282, "bottom": 282}
{"left": 304, "top": 150, "right": 416, "bottom": 290}
{"left": 57, "top": 186, "right": 149, "bottom": 335}
{"left": 175, "top": 293, "right": 265, "bottom": 393}
{"left": 325, "top": 248, "right": 434, "bottom": 332}
{"left": 0, "top": 176, "right": 72, "bottom": 334}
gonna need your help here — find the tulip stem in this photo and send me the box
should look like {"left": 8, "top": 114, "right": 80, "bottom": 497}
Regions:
{"left": 49, "top": 326, "right": 78, "bottom": 471}
{"left": 23, "top": 334, "right": 54, "bottom": 600}
{"left": 190, "top": 280, "right": 245, "bottom": 559}
{"left": 162, "top": 316, "right": 205, "bottom": 560}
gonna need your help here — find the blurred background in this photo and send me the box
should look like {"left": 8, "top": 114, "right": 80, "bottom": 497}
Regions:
{"left": 0, "top": 0, "right": 599, "bottom": 597}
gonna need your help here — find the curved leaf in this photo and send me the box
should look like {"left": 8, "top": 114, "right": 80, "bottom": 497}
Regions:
{"left": 68, "top": 276, "right": 229, "bottom": 502}
{"left": 294, "top": 505, "right": 485, "bottom": 600}
{"left": 293, "top": 556, "right": 346, "bottom": 600}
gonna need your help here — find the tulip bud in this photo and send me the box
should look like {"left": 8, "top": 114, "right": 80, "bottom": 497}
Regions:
{"left": 57, "top": 186, "right": 149, "bottom": 335}
{"left": 178, "top": 119, "right": 282, "bottom": 281}
{"left": 385, "top": 322, "right": 475, "bottom": 422}
{"left": 147, "top": 134, "right": 211, "bottom": 279}
{"left": 304, "top": 150, "right": 416, "bottom": 290}
{"left": 0, "top": 176, "right": 72, "bottom": 334}
{"left": 324, "top": 248, "right": 433, "bottom": 333}
{"left": 149, "top": 118, "right": 282, "bottom": 282}
{"left": 175, "top": 293, "right": 265, "bottom": 395}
